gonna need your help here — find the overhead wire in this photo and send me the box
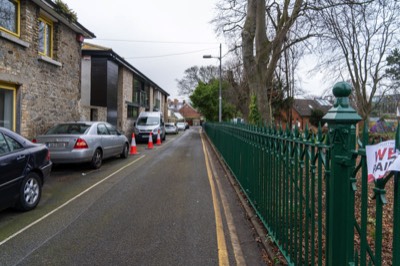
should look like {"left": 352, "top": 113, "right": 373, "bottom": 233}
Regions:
{"left": 95, "top": 38, "right": 218, "bottom": 45}
{"left": 125, "top": 48, "right": 217, "bottom": 59}
{"left": 89, "top": 38, "right": 221, "bottom": 59}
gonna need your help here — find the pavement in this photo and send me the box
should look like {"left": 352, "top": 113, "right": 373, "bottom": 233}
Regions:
{"left": 201, "top": 129, "right": 287, "bottom": 265}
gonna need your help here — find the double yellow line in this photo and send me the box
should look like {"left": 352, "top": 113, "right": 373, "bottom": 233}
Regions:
{"left": 200, "top": 130, "right": 246, "bottom": 266}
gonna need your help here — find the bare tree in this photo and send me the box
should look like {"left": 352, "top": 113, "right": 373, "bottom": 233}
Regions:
{"left": 214, "top": 0, "right": 319, "bottom": 122}
{"left": 176, "top": 65, "right": 219, "bottom": 96}
{"left": 274, "top": 35, "right": 306, "bottom": 126}
{"left": 213, "top": 1, "right": 383, "bottom": 122}
{"left": 213, "top": 0, "right": 247, "bottom": 53}
{"left": 224, "top": 56, "right": 250, "bottom": 119}
{"left": 314, "top": 0, "right": 400, "bottom": 120}
{"left": 242, "top": 0, "right": 315, "bottom": 122}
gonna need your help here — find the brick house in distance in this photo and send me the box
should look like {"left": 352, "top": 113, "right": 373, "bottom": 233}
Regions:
{"left": 81, "top": 43, "right": 169, "bottom": 137}
{"left": 0, "top": 0, "right": 95, "bottom": 138}
{"left": 275, "top": 98, "right": 332, "bottom": 130}
{"left": 179, "top": 103, "right": 202, "bottom": 126}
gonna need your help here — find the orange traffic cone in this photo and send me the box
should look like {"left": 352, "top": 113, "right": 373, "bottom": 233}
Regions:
{"left": 147, "top": 132, "right": 154, "bottom": 149}
{"left": 130, "top": 133, "right": 138, "bottom": 155}
{"left": 156, "top": 129, "right": 162, "bottom": 146}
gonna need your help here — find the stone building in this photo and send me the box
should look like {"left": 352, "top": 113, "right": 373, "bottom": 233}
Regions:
{"left": 0, "top": 0, "right": 95, "bottom": 138}
{"left": 81, "top": 43, "right": 169, "bottom": 137}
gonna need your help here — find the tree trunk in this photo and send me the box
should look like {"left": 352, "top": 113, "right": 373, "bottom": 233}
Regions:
{"left": 241, "top": 0, "right": 304, "bottom": 123}
{"left": 242, "top": 0, "right": 269, "bottom": 122}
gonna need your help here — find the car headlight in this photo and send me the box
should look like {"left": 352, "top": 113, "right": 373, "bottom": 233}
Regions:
{"left": 133, "top": 128, "right": 139, "bottom": 134}
{"left": 153, "top": 128, "right": 159, "bottom": 134}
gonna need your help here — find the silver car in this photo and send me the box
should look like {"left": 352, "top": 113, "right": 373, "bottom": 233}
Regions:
{"left": 176, "top": 122, "right": 186, "bottom": 131}
{"left": 34, "top": 122, "right": 129, "bottom": 169}
{"left": 165, "top": 123, "right": 178, "bottom": 134}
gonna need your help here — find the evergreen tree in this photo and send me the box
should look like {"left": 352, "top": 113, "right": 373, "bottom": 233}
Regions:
{"left": 190, "top": 80, "right": 236, "bottom": 122}
{"left": 190, "top": 81, "right": 218, "bottom": 122}
{"left": 309, "top": 109, "right": 324, "bottom": 127}
{"left": 248, "top": 94, "right": 261, "bottom": 125}
{"left": 386, "top": 48, "right": 400, "bottom": 85}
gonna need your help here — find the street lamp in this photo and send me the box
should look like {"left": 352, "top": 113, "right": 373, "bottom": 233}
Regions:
{"left": 203, "top": 43, "right": 222, "bottom": 122}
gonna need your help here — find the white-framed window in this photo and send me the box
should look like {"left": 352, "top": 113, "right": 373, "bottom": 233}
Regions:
{"left": 38, "top": 16, "right": 53, "bottom": 57}
{"left": 0, "top": 83, "right": 16, "bottom": 131}
{"left": 0, "top": 0, "right": 19, "bottom": 36}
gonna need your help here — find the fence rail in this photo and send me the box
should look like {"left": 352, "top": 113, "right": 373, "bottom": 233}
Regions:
{"left": 203, "top": 82, "right": 400, "bottom": 266}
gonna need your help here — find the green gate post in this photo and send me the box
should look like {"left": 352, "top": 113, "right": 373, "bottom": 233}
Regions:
{"left": 323, "top": 82, "right": 361, "bottom": 266}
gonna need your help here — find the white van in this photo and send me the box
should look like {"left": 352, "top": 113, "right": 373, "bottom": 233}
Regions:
{"left": 133, "top": 112, "right": 166, "bottom": 143}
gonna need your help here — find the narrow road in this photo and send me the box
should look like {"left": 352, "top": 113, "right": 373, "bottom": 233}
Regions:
{"left": 0, "top": 127, "right": 266, "bottom": 265}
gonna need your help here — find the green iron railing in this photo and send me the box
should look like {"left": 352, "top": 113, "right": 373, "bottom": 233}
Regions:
{"left": 204, "top": 82, "right": 400, "bottom": 265}
{"left": 352, "top": 124, "right": 400, "bottom": 266}
{"left": 205, "top": 121, "right": 330, "bottom": 265}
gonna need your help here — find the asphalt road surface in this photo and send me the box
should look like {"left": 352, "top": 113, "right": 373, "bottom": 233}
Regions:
{"left": 0, "top": 127, "right": 266, "bottom": 265}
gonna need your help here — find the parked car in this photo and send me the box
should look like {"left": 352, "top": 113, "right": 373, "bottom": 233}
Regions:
{"left": 176, "top": 122, "right": 186, "bottom": 131}
{"left": 33, "top": 122, "right": 129, "bottom": 169}
{"left": 165, "top": 123, "right": 178, "bottom": 134}
{"left": 133, "top": 112, "right": 166, "bottom": 142}
{"left": 0, "top": 127, "right": 52, "bottom": 211}
{"left": 185, "top": 122, "right": 189, "bottom": 130}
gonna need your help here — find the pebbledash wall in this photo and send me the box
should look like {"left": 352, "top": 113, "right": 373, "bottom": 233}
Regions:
{"left": 0, "top": 0, "right": 95, "bottom": 139}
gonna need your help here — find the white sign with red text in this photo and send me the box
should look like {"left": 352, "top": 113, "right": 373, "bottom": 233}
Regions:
{"left": 366, "top": 140, "right": 400, "bottom": 182}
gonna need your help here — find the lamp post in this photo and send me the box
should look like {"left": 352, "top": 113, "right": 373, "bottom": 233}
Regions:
{"left": 203, "top": 43, "right": 222, "bottom": 122}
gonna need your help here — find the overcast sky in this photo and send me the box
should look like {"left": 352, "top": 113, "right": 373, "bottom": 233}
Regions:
{"left": 63, "top": 0, "right": 325, "bottom": 100}
{"left": 62, "top": 0, "right": 224, "bottom": 100}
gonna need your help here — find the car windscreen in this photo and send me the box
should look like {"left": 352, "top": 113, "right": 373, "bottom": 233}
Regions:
{"left": 137, "top": 117, "right": 159, "bottom": 126}
{"left": 46, "top": 124, "right": 91, "bottom": 134}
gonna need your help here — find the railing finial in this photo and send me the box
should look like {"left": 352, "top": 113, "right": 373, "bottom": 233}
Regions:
{"left": 323, "top": 81, "right": 361, "bottom": 124}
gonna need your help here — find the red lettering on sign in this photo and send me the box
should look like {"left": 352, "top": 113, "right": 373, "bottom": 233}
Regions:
{"left": 388, "top": 147, "right": 396, "bottom": 160}
{"left": 375, "top": 148, "right": 387, "bottom": 161}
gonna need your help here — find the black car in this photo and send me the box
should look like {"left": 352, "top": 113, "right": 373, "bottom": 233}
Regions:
{"left": 0, "top": 127, "right": 52, "bottom": 211}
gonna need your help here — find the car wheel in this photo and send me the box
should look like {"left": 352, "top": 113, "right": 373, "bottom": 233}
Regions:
{"left": 90, "top": 148, "right": 102, "bottom": 169}
{"left": 16, "top": 172, "right": 42, "bottom": 211}
{"left": 121, "top": 143, "right": 129, "bottom": 159}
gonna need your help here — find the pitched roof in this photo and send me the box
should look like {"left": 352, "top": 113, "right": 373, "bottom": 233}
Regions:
{"left": 293, "top": 99, "right": 332, "bottom": 117}
{"left": 32, "top": 0, "right": 95, "bottom": 38}
{"left": 82, "top": 43, "right": 111, "bottom": 51}
{"left": 172, "top": 112, "right": 184, "bottom": 120}
{"left": 179, "top": 104, "right": 201, "bottom": 119}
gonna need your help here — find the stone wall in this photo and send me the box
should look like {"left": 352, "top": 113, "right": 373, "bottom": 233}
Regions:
{"left": 118, "top": 67, "right": 135, "bottom": 137}
{"left": 0, "top": 1, "right": 83, "bottom": 139}
{"left": 79, "top": 105, "right": 107, "bottom": 122}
